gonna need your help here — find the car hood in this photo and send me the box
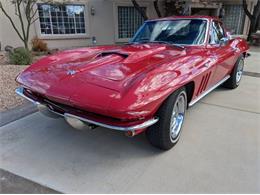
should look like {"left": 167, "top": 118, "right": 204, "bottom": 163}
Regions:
{"left": 17, "top": 44, "right": 185, "bottom": 94}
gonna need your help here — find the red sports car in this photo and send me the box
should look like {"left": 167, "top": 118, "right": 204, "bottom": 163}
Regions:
{"left": 16, "top": 16, "right": 249, "bottom": 150}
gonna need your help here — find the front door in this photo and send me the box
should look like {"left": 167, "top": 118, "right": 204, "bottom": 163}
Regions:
{"left": 207, "top": 20, "right": 236, "bottom": 85}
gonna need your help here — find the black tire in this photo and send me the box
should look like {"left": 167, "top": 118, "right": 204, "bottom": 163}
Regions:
{"left": 146, "top": 87, "right": 187, "bottom": 150}
{"left": 223, "top": 55, "right": 244, "bottom": 89}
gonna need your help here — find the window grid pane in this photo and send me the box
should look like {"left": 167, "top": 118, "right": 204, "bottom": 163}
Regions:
{"left": 118, "top": 6, "right": 146, "bottom": 39}
{"left": 222, "top": 4, "right": 245, "bottom": 34}
{"left": 38, "top": 4, "right": 86, "bottom": 35}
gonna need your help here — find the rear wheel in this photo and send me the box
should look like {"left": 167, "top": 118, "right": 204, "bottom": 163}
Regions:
{"left": 146, "top": 88, "right": 187, "bottom": 150}
{"left": 223, "top": 56, "right": 244, "bottom": 89}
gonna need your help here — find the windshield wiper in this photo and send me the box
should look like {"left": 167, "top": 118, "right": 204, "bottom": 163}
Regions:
{"left": 128, "top": 40, "right": 185, "bottom": 50}
{"left": 149, "top": 41, "right": 171, "bottom": 45}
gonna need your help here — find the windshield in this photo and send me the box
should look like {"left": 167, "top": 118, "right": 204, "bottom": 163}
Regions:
{"left": 131, "top": 19, "right": 208, "bottom": 45}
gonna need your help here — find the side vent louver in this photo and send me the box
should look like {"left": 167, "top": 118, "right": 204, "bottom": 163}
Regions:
{"left": 196, "top": 72, "right": 212, "bottom": 96}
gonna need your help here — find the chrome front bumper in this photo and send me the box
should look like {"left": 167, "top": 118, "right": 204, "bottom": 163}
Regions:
{"left": 15, "top": 87, "right": 158, "bottom": 133}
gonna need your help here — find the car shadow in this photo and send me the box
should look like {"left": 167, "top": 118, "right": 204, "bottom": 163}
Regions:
{"left": 35, "top": 114, "right": 165, "bottom": 159}
{"left": 59, "top": 117, "right": 163, "bottom": 156}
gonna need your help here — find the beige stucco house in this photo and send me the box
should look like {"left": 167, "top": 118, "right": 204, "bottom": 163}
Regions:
{"left": 0, "top": 0, "right": 258, "bottom": 50}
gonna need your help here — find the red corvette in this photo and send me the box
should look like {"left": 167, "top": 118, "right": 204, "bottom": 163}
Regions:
{"left": 16, "top": 16, "right": 249, "bottom": 150}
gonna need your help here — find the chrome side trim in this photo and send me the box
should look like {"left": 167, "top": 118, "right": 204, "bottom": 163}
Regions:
{"left": 189, "top": 75, "right": 230, "bottom": 107}
{"left": 37, "top": 104, "right": 63, "bottom": 118}
{"left": 64, "top": 113, "right": 159, "bottom": 132}
{"left": 15, "top": 87, "right": 159, "bottom": 131}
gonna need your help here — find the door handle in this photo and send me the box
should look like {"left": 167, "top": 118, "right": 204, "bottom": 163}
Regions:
{"left": 204, "top": 62, "right": 210, "bottom": 68}
{"left": 231, "top": 46, "right": 239, "bottom": 52}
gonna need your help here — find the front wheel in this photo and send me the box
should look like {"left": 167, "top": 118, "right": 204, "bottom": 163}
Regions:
{"left": 146, "top": 88, "right": 187, "bottom": 150}
{"left": 223, "top": 55, "right": 244, "bottom": 89}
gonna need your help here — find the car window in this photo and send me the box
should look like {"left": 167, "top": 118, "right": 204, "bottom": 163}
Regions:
{"left": 209, "top": 21, "right": 226, "bottom": 44}
{"left": 131, "top": 19, "right": 207, "bottom": 45}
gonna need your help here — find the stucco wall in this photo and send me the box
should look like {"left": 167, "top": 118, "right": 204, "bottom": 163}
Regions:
{"left": 0, "top": 0, "right": 157, "bottom": 50}
{"left": 0, "top": 0, "right": 36, "bottom": 49}
{"left": 88, "top": 0, "right": 115, "bottom": 45}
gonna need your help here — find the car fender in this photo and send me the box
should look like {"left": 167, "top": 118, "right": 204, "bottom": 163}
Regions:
{"left": 108, "top": 54, "right": 205, "bottom": 120}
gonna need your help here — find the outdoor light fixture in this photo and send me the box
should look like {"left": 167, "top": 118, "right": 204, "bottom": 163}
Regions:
{"left": 91, "top": 6, "right": 95, "bottom": 15}
{"left": 92, "top": 36, "right": 97, "bottom": 45}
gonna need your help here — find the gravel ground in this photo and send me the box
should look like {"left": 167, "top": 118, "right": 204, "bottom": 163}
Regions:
{"left": 0, "top": 65, "right": 29, "bottom": 112}
{"left": 0, "top": 50, "right": 49, "bottom": 112}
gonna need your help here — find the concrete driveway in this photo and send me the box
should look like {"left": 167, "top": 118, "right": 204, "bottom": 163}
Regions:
{"left": 0, "top": 51, "right": 259, "bottom": 193}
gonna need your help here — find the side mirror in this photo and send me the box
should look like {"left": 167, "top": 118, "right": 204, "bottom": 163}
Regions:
{"left": 226, "top": 31, "right": 233, "bottom": 39}
{"left": 226, "top": 28, "right": 236, "bottom": 38}
{"left": 219, "top": 37, "right": 229, "bottom": 46}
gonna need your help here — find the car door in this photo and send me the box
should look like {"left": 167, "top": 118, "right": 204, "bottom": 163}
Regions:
{"left": 192, "top": 21, "right": 218, "bottom": 99}
{"left": 207, "top": 20, "right": 237, "bottom": 85}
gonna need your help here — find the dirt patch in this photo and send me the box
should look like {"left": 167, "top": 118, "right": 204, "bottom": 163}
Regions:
{"left": 0, "top": 65, "right": 29, "bottom": 112}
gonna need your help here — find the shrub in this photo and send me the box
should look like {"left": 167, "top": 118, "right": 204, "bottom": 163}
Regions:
{"left": 31, "top": 37, "right": 48, "bottom": 52}
{"left": 9, "top": 47, "right": 32, "bottom": 65}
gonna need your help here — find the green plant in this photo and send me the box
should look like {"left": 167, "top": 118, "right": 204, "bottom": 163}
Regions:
{"left": 9, "top": 47, "right": 32, "bottom": 65}
{"left": 31, "top": 37, "right": 48, "bottom": 52}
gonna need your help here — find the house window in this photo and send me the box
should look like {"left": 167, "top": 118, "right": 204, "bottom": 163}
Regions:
{"left": 222, "top": 5, "right": 245, "bottom": 34}
{"left": 118, "top": 6, "right": 146, "bottom": 39}
{"left": 38, "top": 4, "right": 86, "bottom": 35}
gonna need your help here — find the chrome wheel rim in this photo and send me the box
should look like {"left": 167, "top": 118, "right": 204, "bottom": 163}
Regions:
{"left": 170, "top": 93, "right": 186, "bottom": 142}
{"left": 236, "top": 59, "right": 244, "bottom": 84}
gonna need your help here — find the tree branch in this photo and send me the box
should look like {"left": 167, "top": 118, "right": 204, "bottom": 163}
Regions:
{"left": 0, "top": 2, "right": 24, "bottom": 41}
{"left": 26, "top": 0, "right": 37, "bottom": 21}
{"left": 31, "top": 8, "right": 38, "bottom": 21}
{"left": 153, "top": 0, "right": 162, "bottom": 17}
{"left": 16, "top": 0, "right": 27, "bottom": 42}
{"left": 256, "top": 13, "right": 260, "bottom": 32}
{"left": 24, "top": 1, "right": 31, "bottom": 22}
{"left": 242, "top": 0, "right": 253, "bottom": 20}
{"left": 131, "top": 0, "right": 148, "bottom": 20}
{"left": 253, "top": 0, "right": 260, "bottom": 20}
{"left": 30, "top": 16, "right": 39, "bottom": 25}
